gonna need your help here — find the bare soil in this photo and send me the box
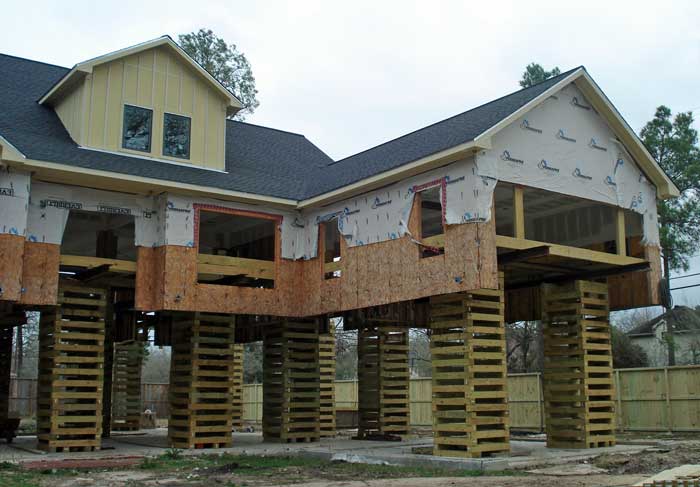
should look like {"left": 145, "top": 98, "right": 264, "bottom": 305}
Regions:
{"left": 594, "top": 440, "right": 700, "bottom": 475}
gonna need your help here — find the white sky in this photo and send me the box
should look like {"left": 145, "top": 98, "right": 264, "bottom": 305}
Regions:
{"left": 2, "top": 0, "right": 699, "bottom": 306}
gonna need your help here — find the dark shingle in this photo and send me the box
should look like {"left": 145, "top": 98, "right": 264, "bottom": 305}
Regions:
{"left": 0, "top": 52, "right": 579, "bottom": 201}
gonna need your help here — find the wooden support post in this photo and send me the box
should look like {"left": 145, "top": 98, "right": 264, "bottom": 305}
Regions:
{"left": 357, "top": 323, "right": 410, "bottom": 439}
{"left": 0, "top": 326, "right": 12, "bottom": 422}
{"left": 429, "top": 277, "right": 510, "bottom": 458}
{"left": 168, "top": 312, "right": 236, "bottom": 449}
{"left": 37, "top": 284, "right": 107, "bottom": 452}
{"left": 263, "top": 318, "right": 321, "bottom": 443}
{"left": 542, "top": 280, "right": 616, "bottom": 448}
{"left": 231, "top": 343, "right": 244, "bottom": 431}
{"left": 319, "top": 323, "right": 336, "bottom": 437}
{"left": 616, "top": 208, "right": 626, "bottom": 256}
{"left": 513, "top": 185, "right": 525, "bottom": 239}
{"left": 111, "top": 340, "right": 144, "bottom": 431}
{"left": 102, "top": 293, "right": 113, "bottom": 438}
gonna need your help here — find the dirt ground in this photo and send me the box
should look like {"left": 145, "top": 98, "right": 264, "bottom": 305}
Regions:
{"left": 0, "top": 453, "right": 646, "bottom": 487}
{"left": 3, "top": 434, "right": 700, "bottom": 486}
{"left": 595, "top": 439, "right": 700, "bottom": 475}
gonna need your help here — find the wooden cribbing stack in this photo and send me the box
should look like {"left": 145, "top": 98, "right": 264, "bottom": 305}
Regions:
{"left": 542, "top": 280, "right": 616, "bottom": 448}
{"left": 0, "top": 326, "right": 13, "bottom": 422}
{"left": 231, "top": 343, "right": 244, "bottom": 431}
{"left": 263, "top": 318, "right": 320, "bottom": 443}
{"left": 319, "top": 324, "right": 336, "bottom": 437}
{"left": 111, "top": 340, "right": 144, "bottom": 431}
{"left": 37, "top": 284, "right": 107, "bottom": 452}
{"left": 357, "top": 324, "right": 409, "bottom": 439}
{"left": 429, "top": 281, "right": 510, "bottom": 458}
{"left": 168, "top": 312, "right": 236, "bottom": 449}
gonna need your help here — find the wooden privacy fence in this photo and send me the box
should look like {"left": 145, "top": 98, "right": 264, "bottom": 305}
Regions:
{"left": 8, "top": 365, "right": 700, "bottom": 432}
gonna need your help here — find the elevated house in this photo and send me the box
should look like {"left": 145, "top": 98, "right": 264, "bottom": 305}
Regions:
{"left": 0, "top": 36, "right": 677, "bottom": 455}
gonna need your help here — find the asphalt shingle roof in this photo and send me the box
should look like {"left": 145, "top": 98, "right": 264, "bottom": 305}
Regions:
{"left": 628, "top": 306, "right": 700, "bottom": 336}
{"left": 0, "top": 52, "right": 579, "bottom": 201}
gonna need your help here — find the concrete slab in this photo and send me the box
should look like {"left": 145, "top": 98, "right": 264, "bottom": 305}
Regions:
{"left": 0, "top": 429, "right": 653, "bottom": 473}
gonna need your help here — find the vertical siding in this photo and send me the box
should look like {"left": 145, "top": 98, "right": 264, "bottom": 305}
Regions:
{"left": 51, "top": 45, "right": 227, "bottom": 170}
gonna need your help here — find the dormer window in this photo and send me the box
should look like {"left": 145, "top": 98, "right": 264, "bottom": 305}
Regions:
{"left": 163, "top": 113, "right": 191, "bottom": 159}
{"left": 122, "top": 105, "right": 153, "bottom": 152}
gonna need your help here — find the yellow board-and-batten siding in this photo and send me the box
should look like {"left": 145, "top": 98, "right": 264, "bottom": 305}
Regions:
{"left": 52, "top": 45, "right": 228, "bottom": 171}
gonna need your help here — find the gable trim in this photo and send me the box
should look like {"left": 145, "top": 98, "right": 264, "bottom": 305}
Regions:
{"left": 474, "top": 68, "right": 679, "bottom": 199}
{"left": 39, "top": 36, "right": 243, "bottom": 112}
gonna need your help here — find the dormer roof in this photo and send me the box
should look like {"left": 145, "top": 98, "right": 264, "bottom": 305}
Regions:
{"left": 38, "top": 36, "right": 243, "bottom": 116}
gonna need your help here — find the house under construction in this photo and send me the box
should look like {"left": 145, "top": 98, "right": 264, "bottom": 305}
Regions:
{"left": 0, "top": 36, "right": 677, "bottom": 456}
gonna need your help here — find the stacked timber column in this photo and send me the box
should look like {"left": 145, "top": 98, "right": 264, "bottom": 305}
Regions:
{"left": 429, "top": 284, "right": 510, "bottom": 458}
{"left": 0, "top": 326, "right": 12, "bottom": 422}
{"left": 101, "top": 294, "right": 114, "bottom": 438}
{"left": 168, "top": 312, "right": 236, "bottom": 449}
{"left": 357, "top": 324, "right": 410, "bottom": 439}
{"left": 111, "top": 340, "right": 144, "bottom": 431}
{"left": 542, "top": 280, "right": 615, "bottom": 448}
{"left": 263, "top": 318, "right": 321, "bottom": 443}
{"left": 37, "top": 284, "right": 107, "bottom": 452}
{"left": 231, "top": 343, "right": 244, "bottom": 431}
{"left": 319, "top": 323, "right": 336, "bottom": 437}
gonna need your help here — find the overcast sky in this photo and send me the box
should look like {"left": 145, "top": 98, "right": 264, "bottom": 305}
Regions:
{"left": 2, "top": 0, "right": 699, "bottom": 305}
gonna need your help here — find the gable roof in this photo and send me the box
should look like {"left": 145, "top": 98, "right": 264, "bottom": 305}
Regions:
{"left": 38, "top": 36, "right": 243, "bottom": 115}
{"left": 0, "top": 49, "right": 680, "bottom": 206}
{"left": 628, "top": 306, "right": 700, "bottom": 336}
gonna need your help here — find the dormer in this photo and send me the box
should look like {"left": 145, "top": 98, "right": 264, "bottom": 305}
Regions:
{"left": 39, "top": 36, "right": 242, "bottom": 171}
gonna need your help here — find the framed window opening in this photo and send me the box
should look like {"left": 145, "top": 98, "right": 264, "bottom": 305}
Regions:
{"left": 163, "top": 112, "right": 191, "bottom": 159}
{"left": 59, "top": 209, "right": 137, "bottom": 275}
{"left": 321, "top": 221, "right": 342, "bottom": 279}
{"left": 195, "top": 205, "right": 280, "bottom": 288}
{"left": 418, "top": 185, "right": 445, "bottom": 258}
{"left": 122, "top": 104, "right": 153, "bottom": 153}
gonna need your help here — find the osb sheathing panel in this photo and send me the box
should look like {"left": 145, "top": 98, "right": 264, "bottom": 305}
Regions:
{"left": 504, "top": 244, "right": 663, "bottom": 321}
{"left": 143, "top": 218, "right": 496, "bottom": 317}
{"left": 19, "top": 242, "right": 59, "bottom": 306}
{"left": 0, "top": 234, "right": 24, "bottom": 302}
{"left": 135, "top": 246, "right": 166, "bottom": 311}
{"left": 505, "top": 286, "right": 542, "bottom": 323}
{"left": 609, "top": 245, "right": 661, "bottom": 310}
{"left": 298, "top": 200, "right": 497, "bottom": 316}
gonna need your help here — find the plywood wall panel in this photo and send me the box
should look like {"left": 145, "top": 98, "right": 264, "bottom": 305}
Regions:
{"left": 0, "top": 234, "right": 24, "bottom": 302}
{"left": 142, "top": 215, "right": 498, "bottom": 317}
{"left": 19, "top": 242, "right": 59, "bottom": 306}
{"left": 161, "top": 246, "right": 198, "bottom": 311}
{"left": 135, "top": 246, "right": 165, "bottom": 311}
{"left": 608, "top": 245, "right": 661, "bottom": 311}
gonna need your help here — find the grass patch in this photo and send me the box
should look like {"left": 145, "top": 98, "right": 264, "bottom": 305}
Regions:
{"left": 0, "top": 463, "right": 43, "bottom": 487}
{"left": 136, "top": 453, "right": 526, "bottom": 481}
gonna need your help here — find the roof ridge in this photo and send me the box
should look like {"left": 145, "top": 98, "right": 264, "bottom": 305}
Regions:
{"left": 228, "top": 120, "right": 306, "bottom": 138}
{"left": 330, "top": 66, "right": 583, "bottom": 166}
{"left": 0, "top": 52, "right": 70, "bottom": 71}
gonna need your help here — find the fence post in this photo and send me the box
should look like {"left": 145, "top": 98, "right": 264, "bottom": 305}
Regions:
{"left": 615, "top": 370, "right": 623, "bottom": 432}
{"left": 664, "top": 367, "right": 673, "bottom": 433}
{"left": 536, "top": 372, "right": 544, "bottom": 433}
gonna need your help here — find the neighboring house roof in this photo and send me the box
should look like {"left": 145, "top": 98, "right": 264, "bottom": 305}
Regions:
{"left": 628, "top": 306, "right": 700, "bottom": 336}
{"left": 0, "top": 50, "right": 680, "bottom": 203}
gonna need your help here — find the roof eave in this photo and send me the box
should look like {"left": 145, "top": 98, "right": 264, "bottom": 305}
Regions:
{"left": 297, "top": 140, "right": 486, "bottom": 209}
{"left": 6, "top": 157, "right": 298, "bottom": 209}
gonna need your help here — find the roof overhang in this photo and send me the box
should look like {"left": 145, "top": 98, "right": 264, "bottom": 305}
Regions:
{"left": 38, "top": 36, "right": 243, "bottom": 115}
{"left": 473, "top": 67, "right": 680, "bottom": 199}
{"left": 297, "top": 139, "right": 488, "bottom": 208}
{"left": 1, "top": 157, "right": 298, "bottom": 210}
